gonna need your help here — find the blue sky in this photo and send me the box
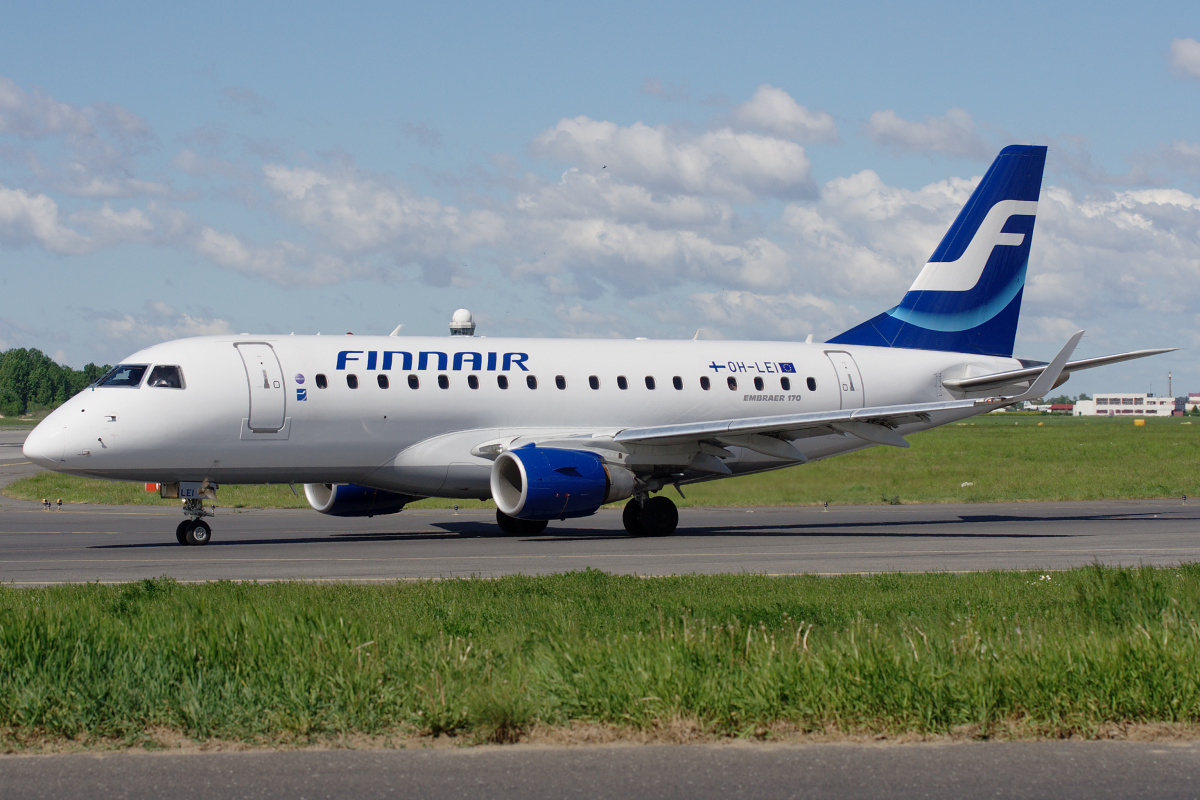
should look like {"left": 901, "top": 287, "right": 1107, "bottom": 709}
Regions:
{"left": 2, "top": 0, "right": 1199, "bottom": 397}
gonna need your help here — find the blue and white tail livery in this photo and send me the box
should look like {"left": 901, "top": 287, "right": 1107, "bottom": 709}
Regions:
{"left": 23, "top": 145, "right": 1173, "bottom": 542}
{"left": 830, "top": 145, "right": 1046, "bottom": 358}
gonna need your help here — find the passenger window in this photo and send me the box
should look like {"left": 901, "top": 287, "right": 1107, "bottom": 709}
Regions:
{"left": 754, "top": 377, "right": 764, "bottom": 391}
{"left": 498, "top": 375, "right": 509, "bottom": 389}
{"left": 672, "top": 376, "right": 683, "bottom": 390}
{"left": 645, "top": 376, "right": 656, "bottom": 390}
{"left": 556, "top": 375, "right": 566, "bottom": 390}
{"left": 438, "top": 375, "right": 449, "bottom": 389}
{"left": 727, "top": 377, "right": 738, "bottom": 391}
{"left": 468, "top": 375, "right": 479, "bottom": 389}
{"left": 617, "top": 376, "right": 628, "bottom": 390}
{"left": 316, "top": 374, "right": 328, "bottom": 389}
{"left": 146, "top": 365, "right": 184, "bottom": 389}
{"left": 527, "top": 375, "right": 538, "bottom": 390}
{"left": 347, "top": 375, "right": 359, "bottom": 389}
{"left": 781, "top": 377, "right": 791, "bottom": 391}
{"left": 98, "top": 364, "right": 148, "bottom": 388}
{"left": 408, "top": 374, "right": 419, "bottom": 389}
{"left": 377, "top": 374, "right": 389, "bottom": 389}
{"left": 807, "top": 377, "right": 817, "bottom": 391}
{"left": 700, "top": 376, "right": 711, "bottom": 390}
{"left": 589, "top": 376, "right": 600, "bottom": 390}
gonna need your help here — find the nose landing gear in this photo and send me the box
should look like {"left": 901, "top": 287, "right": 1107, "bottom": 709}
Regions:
{"left": 176, "top": 497, "right": 215, "bottom": 546}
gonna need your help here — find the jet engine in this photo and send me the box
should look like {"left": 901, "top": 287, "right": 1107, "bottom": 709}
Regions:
{"left": 489, "top": 445, "right": 636, "bottom": 520}
{"left": 303, "top": 483, "right": 417, "bottom": 517}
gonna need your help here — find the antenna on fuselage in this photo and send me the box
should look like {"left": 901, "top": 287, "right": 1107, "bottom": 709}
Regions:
{"left": 390, "top": 324, "right": 404, "bottom": 336}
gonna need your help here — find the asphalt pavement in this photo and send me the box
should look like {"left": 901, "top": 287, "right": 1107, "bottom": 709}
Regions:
{"left": 1, "top": 742, "right": 1198, "bottom": 800}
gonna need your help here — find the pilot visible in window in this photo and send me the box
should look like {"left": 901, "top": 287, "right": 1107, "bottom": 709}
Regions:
{"left": 146, "top": 365, "right": 184, "bottom": 389}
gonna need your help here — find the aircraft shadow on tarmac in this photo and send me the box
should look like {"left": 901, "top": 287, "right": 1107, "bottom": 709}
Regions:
{"left": 88, "top": 510, "right": 1176, "bottom": 549}
{"left": 90, "top": 528, "right": 523, "bottom": 549}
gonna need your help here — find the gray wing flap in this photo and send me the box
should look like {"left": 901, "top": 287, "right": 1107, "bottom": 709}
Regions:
{"left": 611, "top": 399, "right": 982, "bottom": 447}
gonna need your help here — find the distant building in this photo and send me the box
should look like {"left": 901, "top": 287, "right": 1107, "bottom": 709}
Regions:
{"left": 1074, "top": 393, "right": 1176, "bottom": 416}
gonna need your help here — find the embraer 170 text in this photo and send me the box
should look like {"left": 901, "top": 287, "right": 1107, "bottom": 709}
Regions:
{"left": 24, "top": 146, "right": 1172, "bottom": 544}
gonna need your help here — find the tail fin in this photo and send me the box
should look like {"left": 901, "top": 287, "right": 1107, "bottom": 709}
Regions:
{"left": 828, "top": 145, "right": 1047, "bottom": 358}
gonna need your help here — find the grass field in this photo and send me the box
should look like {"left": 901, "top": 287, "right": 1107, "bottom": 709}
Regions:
{"left": 1, "top": 566, "right": 1198, "bottom": 748}
{"left": 0, "top": 418, "right": 42, "bottom": 428}
{"left": 7, "top": 415, "right": 1200, "bottom": 509}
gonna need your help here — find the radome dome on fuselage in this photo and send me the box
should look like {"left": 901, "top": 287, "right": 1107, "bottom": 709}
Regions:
{"left": 23, "top": 145, "right": 1172, "bottom": 544}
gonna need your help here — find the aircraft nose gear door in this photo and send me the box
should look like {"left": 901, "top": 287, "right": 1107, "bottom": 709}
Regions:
{"left": 825, "top": 351, "right": 865, "bottom": 409}
{"left": 236, "top": 343, "right": 286, "bottom": 432}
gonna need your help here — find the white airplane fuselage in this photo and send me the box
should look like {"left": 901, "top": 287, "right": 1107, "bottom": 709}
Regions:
{"left": 27, "top": 334, "right": 1018, "bottom": 496}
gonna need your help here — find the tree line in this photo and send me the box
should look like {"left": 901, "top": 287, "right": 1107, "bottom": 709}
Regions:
{"left": 0, "top": 349, "right": 111, "bottom": 417}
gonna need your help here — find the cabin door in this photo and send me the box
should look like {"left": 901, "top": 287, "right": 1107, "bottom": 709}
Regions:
{"left": 236, "top": 343, "right": 286, "bottom": 432}
{"left": 825, "top": 351, "right": 865, "bottom": 409}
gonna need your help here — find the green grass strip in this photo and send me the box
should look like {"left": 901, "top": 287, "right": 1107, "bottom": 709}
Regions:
{"left": 2, "top": 566, "right": 1199, "bottom": 746}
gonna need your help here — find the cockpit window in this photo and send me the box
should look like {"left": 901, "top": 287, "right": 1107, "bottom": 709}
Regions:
{"left": 147, "top": 365, "right": 185, "bottom": 389}
{"left": 98, "top": 364, "right": 149, "bottom": 388}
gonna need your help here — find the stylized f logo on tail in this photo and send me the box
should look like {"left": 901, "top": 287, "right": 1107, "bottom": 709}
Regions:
{"left": 829, "top": 145, "right": 1047, "bottom": 357}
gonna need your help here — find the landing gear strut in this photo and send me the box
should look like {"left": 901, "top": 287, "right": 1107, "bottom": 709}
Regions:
{"left": 622, "top": 495, "right": 679, "bottom": 537}
{"left": 177, "top": 497, "right": 214, "bottom": 546}
{"left": 495, "top": 509, "right": 549, "bottom": 535}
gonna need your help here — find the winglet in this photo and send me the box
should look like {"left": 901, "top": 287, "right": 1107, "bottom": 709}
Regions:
{"left": 993, "top": 330, "right": 1084, "bottom": 406}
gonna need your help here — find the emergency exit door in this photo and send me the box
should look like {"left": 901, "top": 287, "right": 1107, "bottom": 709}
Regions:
{"left": 825, "top": 351, "right": 865, "bottom": 409}
{"left": 236, "top": 343, "right": 286, "bottom": 431}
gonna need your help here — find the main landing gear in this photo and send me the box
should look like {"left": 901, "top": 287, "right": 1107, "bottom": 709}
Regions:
{"left": 622, "top": 495, "right": 679, "bottom": 537}
{"left": 495, "top": 510, "right": 549, "bottom": 535}
{"left": 176, "top": 497, "right": 214, "bottom": 546}
{"left": 492, "top": 496, "right": 679, "bottom": 537}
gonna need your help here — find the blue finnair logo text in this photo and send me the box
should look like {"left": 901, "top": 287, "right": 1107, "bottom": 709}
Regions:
{"left": 336, "top": 350, "right": 530, "bottom": 372}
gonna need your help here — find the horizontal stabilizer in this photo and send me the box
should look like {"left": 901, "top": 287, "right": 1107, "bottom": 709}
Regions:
{"left": 944, "top": 347, "right": 1176, "bottom": 394}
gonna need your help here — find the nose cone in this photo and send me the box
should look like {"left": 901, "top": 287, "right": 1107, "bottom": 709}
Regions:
{"left": 23, "top": 423, "right": 66, "bottom": 468}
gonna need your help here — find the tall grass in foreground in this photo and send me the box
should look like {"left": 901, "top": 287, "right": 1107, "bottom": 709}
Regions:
{"left": 2, "top": 566, "right": 1199, "bottom": 746}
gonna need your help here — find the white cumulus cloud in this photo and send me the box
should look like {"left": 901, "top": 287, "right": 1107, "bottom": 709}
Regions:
{"left": 0, "top": 184, "right": 92, "bottom": 254}
{"left": 531, "top": 116, "right": 817, "bottom": 201}
{"left": 864, "top": 108, "right": 991, "bottom": 160}
{"left": 689, "top": 290, "right": 847, "bottom": 340}
{"left": 729, "top": 85, "right": 838, "bottom": 143}
{"left": 1169, "top": 38, "right": 1200, "bottom": 81}
{"left": 0, "top": 76, "right": 93, "bottom": 138}
{"left": 263, "top": 162, "right": 506, "bottom": 254}
{"left": 91, "top": 300, "right": 233, "bottom": 349}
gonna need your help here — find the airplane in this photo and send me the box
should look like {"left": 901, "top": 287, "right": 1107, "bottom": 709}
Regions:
{"left": 23, "top": 145, "right": 1172, "bottom": 545}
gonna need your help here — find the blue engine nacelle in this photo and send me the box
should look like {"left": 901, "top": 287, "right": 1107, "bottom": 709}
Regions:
{"left": 489, "top": 445, "right": 637, "bottom": 521}
{"left": 303, "top": 483, "right": 417, "bottom": 517}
